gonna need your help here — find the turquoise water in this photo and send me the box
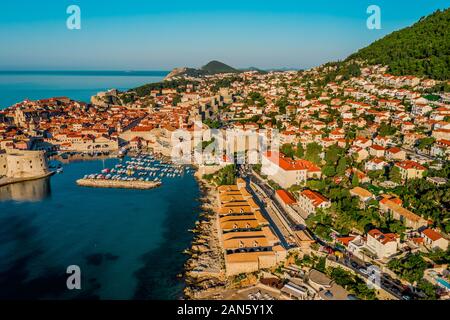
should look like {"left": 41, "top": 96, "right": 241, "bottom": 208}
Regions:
{"left": 0, "top": 157, "right": 201, "bottom": 299}
{"left": 437, "top": 277, "right": 450, "bottom": 290}
{"left": 0, "top": 71, "right": 168, "bottom": 108}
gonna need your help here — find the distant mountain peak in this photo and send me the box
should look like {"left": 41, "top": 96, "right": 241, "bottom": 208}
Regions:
{"left": 201, "top": 60, "right": 238, "bottom": 74}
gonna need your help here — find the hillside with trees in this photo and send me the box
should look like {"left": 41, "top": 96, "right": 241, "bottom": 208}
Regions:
{"left": 201, "top": 60, "right": 238, "bottom": 74}
{"left": 347, "top": 8, "right": 450, "bottom": 80}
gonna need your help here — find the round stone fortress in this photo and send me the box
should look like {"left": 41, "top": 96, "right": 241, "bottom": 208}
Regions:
{"left": 0, "top": 150, "right": 49, "bottom": 179}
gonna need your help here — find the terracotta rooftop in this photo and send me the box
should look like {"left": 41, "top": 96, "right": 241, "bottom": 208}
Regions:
{"left": 350, "top": 187, "right": 373, "bottom": 199}
{"left": 300, "top": 190, "right": 328, "bottom": 207}
{"left": 368, "top": 229, "right": 398, "bottom": 245}
{"left": 395, "top": 160, "right": 426, "bottom": 171}
{"left": 422, "top": 228, "right": 443, "bottom": 242}
{"left": 265, "top": 151, "right": 320, "bottom": 172}
{"left": 276, "top": 189, "right": 296, "bottom": 205}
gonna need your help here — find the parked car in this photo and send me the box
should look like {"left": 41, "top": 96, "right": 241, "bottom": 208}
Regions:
{"left": 359, "top": 268, "right": 369, "bottom": 276}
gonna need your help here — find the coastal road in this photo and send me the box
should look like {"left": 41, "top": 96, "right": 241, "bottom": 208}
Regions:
{"left": 237, "top": 165, "right": 293, "bottom": 248}
{"left": 246, "top": 180, "right": 291, "bottom": 249}
{"left": 400, "top": 146, "right": 444, "bottom": 165}
{"left": 329, "top": 255, "right": 412, "bottom": 300}
{"left": 239, "top": 165, "right": 303, "bottom": 248}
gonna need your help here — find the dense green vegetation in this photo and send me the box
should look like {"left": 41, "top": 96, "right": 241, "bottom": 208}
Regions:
{"left": 389, "top": 166, "right": 402, "bottom": 184}
{"left": 211, "top": 75, "right": 242, "bottom": 92}
{"left": 275, "top": 96, "right": 289, "bottom": 114}
{"left": 202, "top": 164, "right": 237, "bottom": 186}
{"left": 327, "top": 267, "right": 377, "bottom": 300}
{"left": 120, "top": 93, "right": 135, "bottom": 104}
{"left": 428, "top": 162, "right": 450, "bottom": 179}
{"left": 203, "top": 118, "right": 222, "bottom": 129}
{"left": 392, "top": 179, "right": 450, "bottom": 232}
{"left": 381, "top": 251, "right": 439, "bottom": 299}
{"left": 321, "top": 145, "right": 348, "bottom": 177}
{"left": 172, "top": 94, "right": 182, "bottom": 106}
{"left": 387, "top": 252, "right": 444, "bottom": 299}
{"left": 416, "top": 137, "right": 436, "bottom": 151}
{"left": 425, "top": 82, "right": 450, "bottom": 93}
{"left": 294, "top": 253, "right": 326, "bottom": 273}
{"left": 244, "top": 91, "right": 267, "bottom": 107}
{"left": 426, "top": 247, "right": 450, "bottom": 264}
{"left": 304, "top": 142, "right": 322, "bottom": 165}
{"left": 378, "top": 122, "right": 397, "bottom": 137}
{"left": 387, "top": 253, "right": 430, "bottom": 283}
{"left": 201, "top": 60, "right": 238, "bottom": 74}
{"left": 132, "top": 79, "right": 199, "bottom": 97}
{"left": 295, "top": 142, "right": 305, "bottom": 158}
{"left": 280, "top": 143, "right": 295, "bottom": 158}
{"left": 305, "top": 178, "right": 411, "bottom": 237}
{"left": 417, "top": 280, "right": 439, "bottom": 300}
{"left": 348, "top": 9, "right": 450, "bottom": 80}
{"left": 201, "top": 138, "right": 215, "bottom": 150}
{"left": 315, "top": 61, "right": 362, "bottom": 84}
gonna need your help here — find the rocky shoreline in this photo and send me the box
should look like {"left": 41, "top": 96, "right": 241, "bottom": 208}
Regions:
{"left": 183, "top": 170, "right": 227, "bottom": 299}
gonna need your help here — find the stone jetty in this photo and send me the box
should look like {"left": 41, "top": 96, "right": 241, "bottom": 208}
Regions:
{"left": 76, "top": 178, "right": 161, "bottom": 190}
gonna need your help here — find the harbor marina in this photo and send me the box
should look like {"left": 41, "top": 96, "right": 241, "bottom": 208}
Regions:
{"left": 76, "top": 153, "right": 195, "bottom": 189}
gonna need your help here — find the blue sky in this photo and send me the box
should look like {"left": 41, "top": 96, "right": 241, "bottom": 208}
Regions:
{"left": 0, "top": 0, "right": 448, "bottom": 70}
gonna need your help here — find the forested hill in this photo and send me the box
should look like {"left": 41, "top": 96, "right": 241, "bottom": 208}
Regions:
{"left": 347, "top": 8, "right": 450, "bottom": 80}
{"left": 201, "top": 60, "right": 238, "bottom": 74}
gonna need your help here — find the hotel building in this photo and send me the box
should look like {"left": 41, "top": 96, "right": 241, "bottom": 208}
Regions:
{"left": 261, "top": 151, "right": 321, "bottom": 188}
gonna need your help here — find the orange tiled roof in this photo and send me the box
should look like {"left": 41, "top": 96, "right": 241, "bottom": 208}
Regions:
{"left": 336, "top": 236, "right": 356, "bottom": 246}
{"left": 370, "top": 144, "right": 385, "bottom": 151}
{"left": 387, "top": 147, "right": 402, "bottom": 154}
{"left": 395, "top": 160, "right": 426, "bottom": 171}
{"left": 265, "top": 151, "right": 320, "bottom": 172}
{"left": 422, "top": 229, "right": 443, "bottom": 242}
{"left": 300, "top": 189, "right": 328, "bottom": 207}
{"left": 276, "top": 189, "right": 296, "bottom": 205}
{"left": 368, "top": 229, "right": 398, "bottom": 245}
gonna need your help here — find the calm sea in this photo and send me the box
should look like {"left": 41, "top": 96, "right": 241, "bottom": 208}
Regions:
{"left": 0, "top": 71, "right": 168, "bottom": 108}
{"left": 0, "top": 157, "right": 201, "bottom": 299}
{"left": 0, "top": 71, "right": 202, "bottom": 300}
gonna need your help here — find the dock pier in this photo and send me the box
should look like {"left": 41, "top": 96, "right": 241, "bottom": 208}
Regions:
{"left": 76, "top": 178, "right": 161, "bottom": 190}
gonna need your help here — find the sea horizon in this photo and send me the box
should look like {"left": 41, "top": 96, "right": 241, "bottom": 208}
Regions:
{"left": 0, "top": 70, "right": 169, "bottom": 109}
{"left": 0, "top": 70, "right": 170, "bottom": 75}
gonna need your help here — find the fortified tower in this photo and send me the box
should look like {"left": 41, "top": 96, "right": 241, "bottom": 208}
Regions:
{"left": 0, "top": 149, "right": 49, "bottom": 179}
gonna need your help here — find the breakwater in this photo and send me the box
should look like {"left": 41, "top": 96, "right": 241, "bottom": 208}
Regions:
{"left": 76, "top": 178, "right": 161, "bottom": 190}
